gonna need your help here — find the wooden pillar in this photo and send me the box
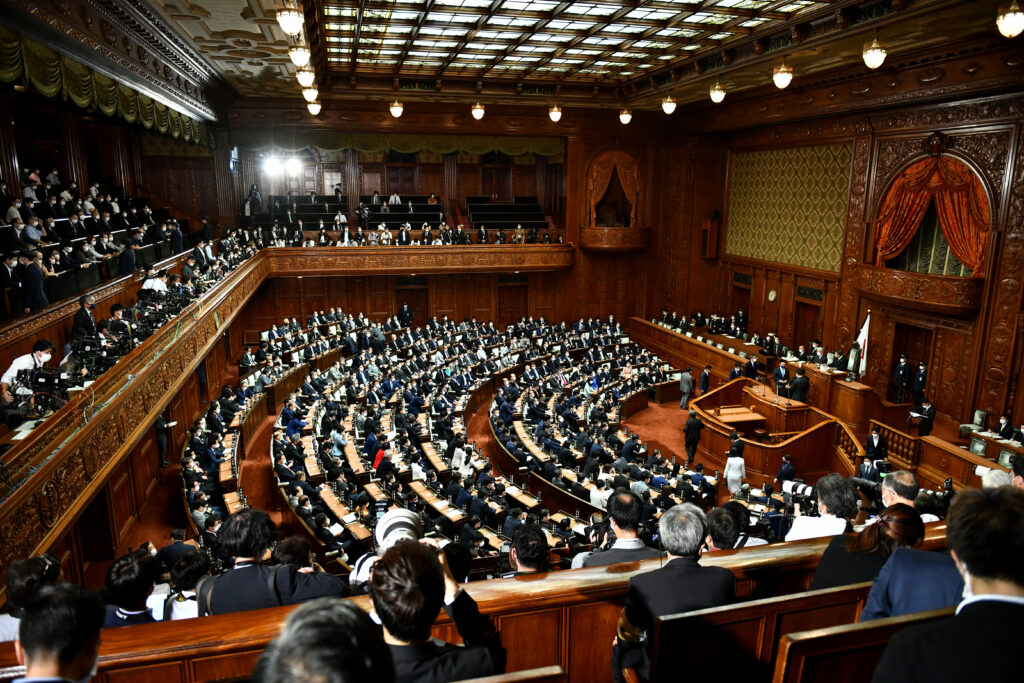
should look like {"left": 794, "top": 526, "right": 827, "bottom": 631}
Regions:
{"left": 59, "top": 110, "right": 89, "bottom": 187}
{"left": 0, "top": 96, "right": 20, "bottom": 190}
{"left": 564, "top": 137, "right": 586, "bottom": 320}
{"left": 443, "top": 152, "right": 457, "bottom": 208}
{"left": 212, "top": 128, "right": 235, "bottom": 223}
{"left": 345, "top": 148, "right": 359, "bottom": 217}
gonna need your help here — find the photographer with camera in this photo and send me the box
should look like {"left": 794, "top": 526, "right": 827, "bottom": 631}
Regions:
{"left": 785, "top": 473, "right": 857, "bottom": 542}
{"left": 1, "top": 339, "right": 57, "bottom": 424}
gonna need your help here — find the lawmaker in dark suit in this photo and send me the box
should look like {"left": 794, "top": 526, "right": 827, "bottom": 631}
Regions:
{"left": 698, "top": 365, "right": 711, "bottom": 394}
{"left": 788, "top": 368, "right": 809, "bottom": 402}
{"left": 911, "top": 362, "right": 928, "bottom": 406}
{"left": 371, "top": 540, "right": 506, "bottom": 683}
{"left": 612, "top": 503, "right": 735, "bottom": 683}
{"left": 858, "top": 456, "right": 881, "bottom": 483}
{"left": 916, "top": 399, "right": 936, "bottom": 437}
{"left": 865, "top": 427, "right": 887, "bottom": 461}
{"left": 772, "top": 362, "right": 790, "bottom": 397}
{"left": 871, "top": 488, "right": 1024, "bottom": 683}
{"left": 70, "top": 295, "right": 97, "bottom": 340}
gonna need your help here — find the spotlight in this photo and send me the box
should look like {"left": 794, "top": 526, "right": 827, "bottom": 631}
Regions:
{"left": 263, "top": 157, "right": 283, "bottom": 174}
{"left": 276, "top": 2, "right": 304, "bottom": 37}
{"left": 618, "top": 108, "right": 632, "bottom": 125}
{"left": 285, "top": 158, "right": 302, "bottom": 176}
{"left": 709, "top": 81, "right": 726, "bottom": 104}
{"left": 548, "top": 105, "right": 561, "bottom": 122}
{"left": 289, "top": 45, "right": 311, "bottom": 67}
{"left": 390, "top": 100, "right": 404, "bottom": 118}
{"left": 296, "top": 66, "right": 315, "bottom": 87}
{"left": 302, "top": 86, "right": 318, "bottom": 102}
{"left": 661, "top": 95, "right": 676, "bottom": 114}
{"left": 471, "top": 102, "right": 485, "bottom": 120}
{"left": 998, "top": 1, "right": 1024, "bottom": 38}
{"left": 773, "top": 62, "right": 793, "bottom": 89}
{"left": 307, "top": 101, "right": 321, "bottom": 115}
{"left": 862, "top": 35, "right": 887, "bottom": 70}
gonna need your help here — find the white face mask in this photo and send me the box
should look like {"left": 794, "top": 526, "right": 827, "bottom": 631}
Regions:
{"left": 39, "top": 352, "right": 52, "bottom": 363}
{"left": 149, "top": 546, "right": 157, "bottom": 557}
{"left": 961, "top": 566, "right": 973, "bottom": 600}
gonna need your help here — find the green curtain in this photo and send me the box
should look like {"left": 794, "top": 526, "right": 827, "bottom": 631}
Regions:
{"left": 0, "top": 26, "right": 208, "bottom": 145}
{"left": 232, "top": 129, "right": 564, "bottom": 158}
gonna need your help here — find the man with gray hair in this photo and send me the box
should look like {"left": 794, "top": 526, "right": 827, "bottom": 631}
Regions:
{"left": 611, "top": 504, "right": 735, "bottom": 682}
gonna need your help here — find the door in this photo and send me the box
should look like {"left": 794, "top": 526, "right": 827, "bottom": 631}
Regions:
{"left": 498, "top": 285, "right": 527, "bottom": 327}
{"left": 793, "top": 301, "right": 821, "bottom": 349}
{"left": 891, "top": 322, "right": 933, "bottom": 401}
{"left": 386, "top": 167, "right": 417, "bottom": 196}
{"left": 732, "top": 286, "right": 751, "bottom": 323}
{"left": 482, "top": 167, "right": 512, "bottom": 202}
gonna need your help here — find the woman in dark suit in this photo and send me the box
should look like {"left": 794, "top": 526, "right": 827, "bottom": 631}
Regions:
{"left": 809, "top": 503, "right": 924, "bottom": 590}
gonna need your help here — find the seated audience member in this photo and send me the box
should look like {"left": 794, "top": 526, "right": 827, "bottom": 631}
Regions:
{"left": 872, "top": 487, "right": 1024, "bottom": 682}
{"left": 872, "top": 470, "right": 941, "bottom": 523}
{"left": 860, "top": 546, "right": 964, "bottom": 621}
{"left": 0, "top": 554, "right": 62, "bottom": 642}
{"left": 576, "top": 492, "right": 662, "bottom": 568}
{"left": 370, "top": 539, "right": 506, "bottom": 682}
{"left": 202, "top": 509, "right": 347, "bottom": 615}
{"left": 253, "top": 598, "right": 395, "bottom": 683}
{"left": 156, "top": 528, "right": 192, "bottom": 572}
{"left": 163, "top": 550, "right": 210, "bottom": 621}
{"left": 705, "top": 507, "right": 739, "bottom": 552}
{"left": 612, "top": 504, "right": 736, "bottom": 683}
{"left": 13, "top": 584, "right": 105, "bottom": 682}
{"left": 720, "top": 501, "right": 768, "bottom": 547}
{"left": 785, "top": 473, "right": 856, "bottom": 542}
{"left": 1013, "top": 454, "right": 1024, "bottom": 490}
{"left": 809, "top": 503, "right": 924, "bottom": 590}
{"left": 510, "top": 525, "right": 550, "bottom": 575}
{"left": 103, "top": 550, "right": 161, "bottom": 627}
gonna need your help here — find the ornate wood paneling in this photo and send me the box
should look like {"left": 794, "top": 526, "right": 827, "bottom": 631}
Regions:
{"left": 855, "top": 266, "right": 984, "bottom": 315}
{"left": 579, "top": 226, "right": 650, "bottom": 252}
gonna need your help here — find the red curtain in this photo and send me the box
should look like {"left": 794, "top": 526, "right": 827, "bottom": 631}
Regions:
{"left": 874, "top": 157, "right": 990, "bottom": 276}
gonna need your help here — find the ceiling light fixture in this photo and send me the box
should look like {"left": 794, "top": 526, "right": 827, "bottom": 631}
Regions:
{"left": 296, "top": 66, "right": 315, "bottom": 88}
{"left": 289, "top": 44, "right": 311, "bottom": 67}
{"left": 661, "top": 95, "right": 676, "bottom": 115}
{"left": 709, "top": 81, "right": 726, "bottom": 104}
{"left": 301, "top": 86, "right": 318, "bottom": 102}
{"left": 390, "top": 100, "right": 404, "bottom": 118}
{"left": 618, "top": 108, "right": 632, "bottom": 125}
{"left": 276, "top": 2, "right": 304, "bottom": 37}
{"left": 773, "top": 61, "right": 794, "bottom": 89}
{"left": 548, "top": 105, "right": 562, "bottom": 122}
{"left": 998, "top": 1, "right": 1024, "bottom": 38}
{"left": 471, "top": 102, "right": 485, "bottom": 120}
{"left": 307, "top": 101, "right": 321, "bottom": 115}
{"left": 862, "top": 34, "right": 887, "bottom": 70}
{"left": 263, "top": 157, "right": 283, "bottom": 174}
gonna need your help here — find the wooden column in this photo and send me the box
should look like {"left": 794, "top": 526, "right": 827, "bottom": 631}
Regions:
{"left": 212, "top": 129, "right": 236, "bottom": 223}
{"left": 443, "top": 152, "right": 457, "bottom": 208}
{"left": 563, "top": 138, "right": 585, "bottom": 319}
{"left": 59, "top": 110, "right": 89, "bottom": 187}
{"left": 345, "top": 149, "right": 359, "bottom": 217}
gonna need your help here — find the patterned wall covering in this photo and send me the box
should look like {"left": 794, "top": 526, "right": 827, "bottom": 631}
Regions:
{"left": 725, "top": 144, "right": 852, "bottom": 273}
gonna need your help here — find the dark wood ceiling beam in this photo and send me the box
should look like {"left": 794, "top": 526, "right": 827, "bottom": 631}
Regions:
{"left": 349, "top": 0, "right": 367, "bottom": 72}
{"left": 393, "top": 0, "right": 437, "bottom": 74}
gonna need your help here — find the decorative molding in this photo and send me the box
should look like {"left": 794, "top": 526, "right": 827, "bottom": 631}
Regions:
{"left": 579, "top": 227, "right": 650, "bottom": 253}
{"left": 264, "top": 245, "right": 575, "bottom": 276}
{"left": 855, "top": 266, "right": 984, "bottom": 315}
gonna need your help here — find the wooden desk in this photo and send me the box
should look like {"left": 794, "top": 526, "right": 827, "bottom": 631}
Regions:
{"left": 619, "top": 389, "right": 649, "bottom": 420}
{"left": 968, "top": 429, "right": 1024, "bottom": 465}
{"left": 364, "top": 482, "right": 388, "bottom": 503}
{"left": 715, "top": 406, "right": 767, "bottom": 430}
{"left": 629, "top": 318, "right": 751, "bottom": 388}
{"left": 266, "top": 364, "right": 308, "bottom": 411}
{"left": 318, "top": 487, "right": 372, "bottom": 542}
{"left": 653, "top": 380, "right": 681, "bottom": 404}
{"left": 222, "top": 492, "right": 244, "bottom": 515}
{"left": 304, "top": 455, "right": 324, "bottom": 484}
{"left": 410, "top": 480, "right": 466, "bottom": 525}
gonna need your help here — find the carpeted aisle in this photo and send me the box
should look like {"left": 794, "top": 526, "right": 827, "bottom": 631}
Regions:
{"left": 621, "top": 401, "right": 687, "bottom": 465}
{"left": 238, "top": 414, "right": 289, "bottom": 532}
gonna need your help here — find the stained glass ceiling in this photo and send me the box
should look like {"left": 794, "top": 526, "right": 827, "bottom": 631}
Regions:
{"left": 318, "top": 0, "right": 828, "bottom": 83}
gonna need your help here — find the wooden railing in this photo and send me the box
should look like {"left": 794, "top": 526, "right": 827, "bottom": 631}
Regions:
{"left": 0, "top": 524, "right": 952, "bottom": 683}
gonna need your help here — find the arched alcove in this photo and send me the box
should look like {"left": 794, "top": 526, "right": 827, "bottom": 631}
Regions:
{"left": 586, "top": 150, "right": 640, "bottom": 228}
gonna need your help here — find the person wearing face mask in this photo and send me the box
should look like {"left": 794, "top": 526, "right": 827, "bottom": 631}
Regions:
{"left": 17, "top": 250, "right": 48, "bottom": 313}
{"left": 82, "top": 235, "right": 104, "bottom": 261}
{"left": 70, "top": 294, "right": 98, "bottom": 342}
{"left": 1, "top": 339, "right": 56, "bottom": 419}
{"left": 872, "top": 487, "right": 1024, "bottom": 682}
{"left": 996, "top": 414, "right": 1014, "bottom": 440}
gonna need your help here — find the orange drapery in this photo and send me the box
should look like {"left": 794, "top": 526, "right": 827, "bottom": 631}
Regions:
{"left": 874, "top": 157, "right": 990, "bottom": 274}
{"left": 588, "top": 151, "right": 640, "bottom": 226}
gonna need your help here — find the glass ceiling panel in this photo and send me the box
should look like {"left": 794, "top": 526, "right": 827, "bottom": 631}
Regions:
{"left": 320, "top": 0, "right": 837, "bottom": 84}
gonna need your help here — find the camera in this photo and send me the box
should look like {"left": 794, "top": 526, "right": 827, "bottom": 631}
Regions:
{"left": 782, "top": 479, "right": 818, "bottom": 516}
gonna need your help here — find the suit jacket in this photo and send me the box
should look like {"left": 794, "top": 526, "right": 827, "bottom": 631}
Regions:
{"left": 71, "top": 306, "right": 97, "bottom": 339}
{"left": 872, "top": 600, "right": 1022, "bottom": 683}
{"left": 678, "top": 372, "right": 693, "bottom": 395}
{"left": 613, "top": 557, "right": 735, "bottom": 681}
{"left": 389, "top": 590, "right": 506, "bottom": 683}
{"left": 581, "top": 542, "right": 662, "bottom": 568}
{"left": 865, "top": 434, "right": 887, "bottom": 461}
{"left": 859, "top": 547, "right": 962, "bottom": 621}
{"left": 207, "top": 563, "right": 347, "bottom": 615}
{"left": 699, "top": 370, "right": 710, "bottom": 392}
{"left": 858, "top": 462, "right": 881, "bottom": 482}
{"left": 917, "top": 405, "right": 936, "bottom": 436}
{"left": 788, "top": 375, "right": 810, "bottom": 402}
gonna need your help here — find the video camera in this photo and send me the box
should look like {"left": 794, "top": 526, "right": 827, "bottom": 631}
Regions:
{"left": 782, "top": 479, "right": 818, "bottom": 516}
{"left": 71, "top": 336, "right": 121, "bottom": 376}
{"left": 14, "top": 367, "right": 69, "bottom": 413}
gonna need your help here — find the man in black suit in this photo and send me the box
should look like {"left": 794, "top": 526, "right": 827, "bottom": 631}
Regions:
{"left": 774, "top": 454, "right": 795, "bottom": 485}
{"left": 857, "top": 456, "right": 881, "bottom": 483}
{"left": 698, "top": 364, "right": 711, "bottom": 395}
{"left": 865, "top": 425, "right": 887, "bottom": 462}
{"left": 69, "top": 294, "right": 97, "bottom": 342}
{"left": 773, "top": 361, "right": 790, "bottom": 397}
{"left": 157, "top": 529, "right": 192, "bottom": 571}
{"left": 683, "top": 409, "right": 703, "bottom": 466}
{"left": 742, "top": 356, "right": 758, "bottom": 379}
{"left": 916, "top": 397, "right": 936, "bottom": 437}
{"left": 911, "top": 361, "right": 928, "bottom": 407}
{"left": 371, "top": 539, "right": 506, "bottom": 682}
{"left": 788, "top": 367, "right": 810, "bottom": 402}
{"left": 872, "top": 488, "right": 1024, "bottom": 683}
{"left": 891, "top": 355, "right": 912, "bottom": 403}
{"left": 728, "top": 362, "right": 742, "bottom": 381}
{"left": 612, "top": 503, "right": 736, "bottom": 682}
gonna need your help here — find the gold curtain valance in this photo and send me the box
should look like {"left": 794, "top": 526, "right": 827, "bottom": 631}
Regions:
{"left": 0, "top": 26, "right": 207, "bottom": 146}
{"left": 232, "top": 130, "right": 565, "bottom": 158}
